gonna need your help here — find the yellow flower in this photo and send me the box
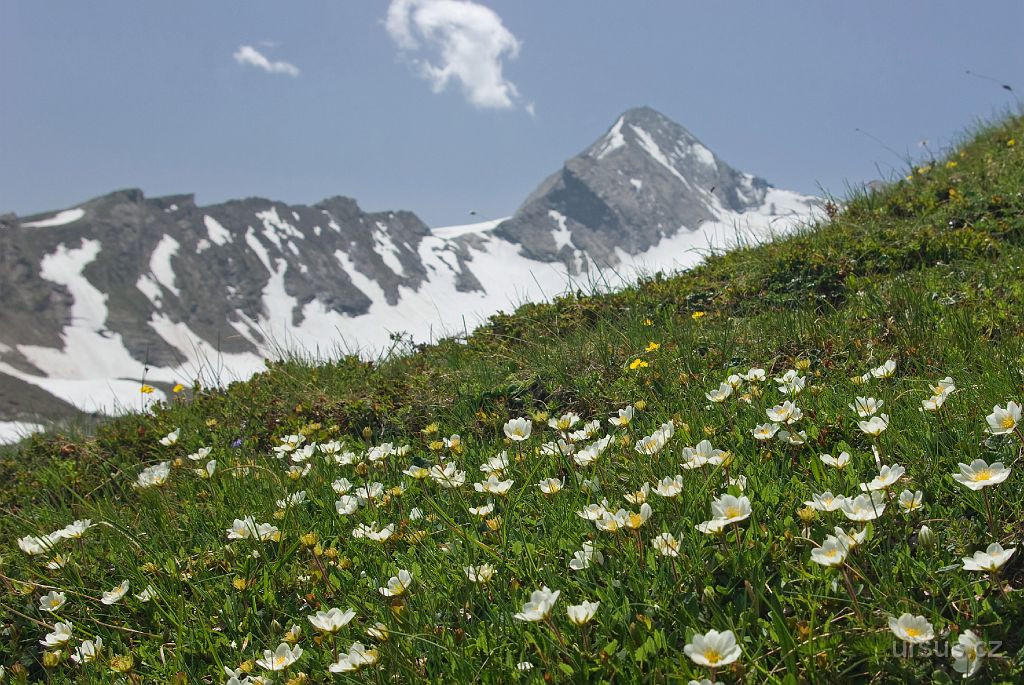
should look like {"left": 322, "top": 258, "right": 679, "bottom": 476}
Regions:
{"left": 140, "top": 384, "right": 155, "bottom": 394}
{"left": 629, "top": 358, "right": 649, "bottom": 370}
{"left": 645, "top": 342, "right": 660, "bottom": 352}
{"left": 642, "top": 318, "right": 653, "bottom": 326}
{"left": 691, "top": 311, "right": 706, "bottom": 321}
{"left": 1008, "top": 138, "right": 1016, "bottom": 147}
{"left": 172, "top": 383, "right": 185, "bottom": 393}
{"left": 945, "top": 160, "right": 958, "bottom": 168}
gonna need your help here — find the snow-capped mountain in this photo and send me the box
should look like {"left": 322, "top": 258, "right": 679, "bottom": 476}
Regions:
{"left": 0, "top": 107, "right": 817, "bottom": 437}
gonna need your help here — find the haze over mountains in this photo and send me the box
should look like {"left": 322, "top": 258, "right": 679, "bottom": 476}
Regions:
{"left": 0, "top": 107, "right": 817, "bottom": 439}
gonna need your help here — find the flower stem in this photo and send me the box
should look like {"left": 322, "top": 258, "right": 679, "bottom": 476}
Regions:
{"left": 841, "top": 565, "right": 864, "bottom": 622}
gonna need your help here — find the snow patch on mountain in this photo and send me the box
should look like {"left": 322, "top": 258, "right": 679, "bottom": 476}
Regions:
{"left": 21, "top": 208, "right": 85, "bottom": 228}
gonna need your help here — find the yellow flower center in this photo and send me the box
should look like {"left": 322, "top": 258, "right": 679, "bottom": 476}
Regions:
{"left": 724, "top": 506, "right": 742, "bottom": 519}
{"left": 904, "top": 627, "right": 921, "bottom": 638}
{"left": 702, "top": 648, "right": 722, "bottom": 665}
{"left": 274, "top": 656, "right": 287, "bottom": 667}
{"left": 971, "top": 469, "right": 993, "bottom": 482}
{"left": 1001, "top": 416, "right": 1016, "bottom": 429}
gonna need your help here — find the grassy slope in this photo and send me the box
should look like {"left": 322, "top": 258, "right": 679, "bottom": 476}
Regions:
{"left": 2, "top": 116, "right": 1024, "bottom": 683}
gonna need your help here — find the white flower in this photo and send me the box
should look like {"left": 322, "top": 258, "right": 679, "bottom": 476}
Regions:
{"left": 767, "top": 401, "right": 802, "bottom": 424}
{"left": 686, "top": 440, "right": 728, "bottom": 469}
{"left": 743, "top": 368, "right": 766, "bottom": 382}
{"left": 569, "top": 541, "right": 603, "bottom": 570}
{"left": 335, "top": 495, "right": 360, "bottom": 516}
{"left": 70, "top": 637, "right": 102, "bottom": 664}
{"left": 513, "top": 586, "right": 560, "bottom": 622}
{"left": 541, "top": 439, "right": 575, "bottom": 456}
{"left": 352, "top": 522, "right": 394, "bottom": 543}
{"left": 403, "top": 465, "right": 430, "bottom": 479}
{"left": 839, "top": 492, "right": 887, "bottom": 521}
{"left": 474, "top": 475, "right": 514, "bottom": 496}
{"left": 255, "top": 523, "right": 281, "bottom": 542}
{"left": 272, "top": 434, "right": 304, "bottom": 456}
{"left": 951, "top": 630, "right": 987, "bottom": 678}
{"left": 469, "top": 502, "right": 495, "bottom": 517}
{"left": 569, "top": 419, "right": 602, "bottom": 442}
{"left": 820, "top": 452, "right": 851, "bottom": 469}
{"left": 683, "top": 629, "right": 741, "bottom": 667}
{"left": 101, "top": 580, "right": 130, "bottom": 605}
{"left": 537, "top": 477, "right": 564, "bottom": 495}
{"left": 291, "top": 444, "right": 317, "bottom": 464}
{"left": 778, "top": 374, "right": 806, "bottom": 396}
{"left": 777, "top": 429, "right": 807, "bottom": 445}
{"left": 40, "top": 621, "right": 73, "bottom": 646}
{"left": 952, "top": 459, "right": 1011, "bottom": 491}
{"left": 39, "top": 590, "right": 67, "bottom": 612}
{"left": 888, "top": 613, "right": 934, "bottom": 644}
{"left": 577, "top": 502, "right": 608, "bottom": 521}
{"left": 276, "top": 491, "right": 307, "bottom": 509}
{"left": 608, "top": 406, "right": 634, "bottom": 427}
{"left": 986, "top": 401, "right": 1021, "bottom": 435}
{"left": 930, "top": 376, "right": 955, "bottom": 396}
{"left": 810, "top": 536, "right": 848, "bottom": 567}
{"left": 653, "top": 475, "right": 684, "bottom": 498}
{"left": 858, "top": 414, "right": 889, "bottom": 436}
{"left": 849, "top": 397, "right": 883, "bottom": 417}
{"left": 18, "top": 534, "right": 52, "bottom": 555}
{"left": 962, "top": 542, "right": 1016, "bottom": 572}
{"left": 159, "top": 428, "right": 179, "bottom": 446}
{"left": 227, "top": 516, "right": 259, "bottom": 540}
{"left": 329, "top": 642, "right": 379, "bottom": 673}
{"left": 135, "top": 461, "right": 171, "bottom": 489}
{"left": 256, "top": 643, "right": 302, "bottom": 671}
{"left": 710, "top": 494, "right": 751, "bottom": 524}
{"left": 55, "top": 519, "right": 95, "bottom": 540}
{"left": 379, "top": 570, "right": 413, "bottom": 596}
{"left": 480, "top": 452, "right": 511, "bottom": 476}
{"left": 751, "top": 423, "right": 780, "bottom": 441}
{"left": 635, "top": 429, "right": 668, "bottom": 456}
{"left": 804, "top": 491, "right": 845, "bottom": 512}
{"left": 548, "top": 412, "right": 581, "bottom": 432}
{"left": 833, "top": 526, "right": 867, "bottom": 551}
{"left": 308, "top": 608, "right": 356, "bottom": 633}
{"left": 860, "top": 464, "right": 905, "bottom": 491}
{"left": 871, "top": 359, "right": 896, "bottom": 379}
{"left": 574, "top": 435, "right": 612, "bottom": 466}
{"left": 625, "top": 483, "right": 650, "bottom": 504}
{"left": 652, "top": 532, "right": 681, "bottom": 557}
{"left": 594, "top": 509, "right": 630, "bottom": 533}
{"left": 706, "top": 382, "right": 733, "bottom": 403}
{"left": 354, "top": 482, "right": 385, "bottom": 504}
{"left": 897, "top": 489, "right": 924, "bottom": 512}
{"left": 135, "top": 585, "right": 157, "bottom": 602}
{"left": 429, "top": 462, "right": 466, "bottom": 488}
{"left": 566, "top": 600, "right": 599, "bottom": 625}
{"left": 464, "top": 563, "right": 496, "bottom": 584}
{"left": 286, "top": 464, "right": 312, "bottom": 479}
{"left": 516, "top": 661, "right": 535, "bottom": 671}
{"left": 503, "top": 417, "right": 533, "bottom": 441}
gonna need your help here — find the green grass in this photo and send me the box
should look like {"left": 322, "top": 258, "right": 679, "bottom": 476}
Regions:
{"left": 2, "top": 117, "right": 1024, "bottom": 684}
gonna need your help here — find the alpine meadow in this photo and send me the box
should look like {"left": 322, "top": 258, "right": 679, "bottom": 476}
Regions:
{"left": 5, "top": 114, "right": 1024, "bottom": 685}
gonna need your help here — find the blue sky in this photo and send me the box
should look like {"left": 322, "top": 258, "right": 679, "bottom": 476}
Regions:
{"left": 2, "top": 1, "right": 1022, "bottom": 226}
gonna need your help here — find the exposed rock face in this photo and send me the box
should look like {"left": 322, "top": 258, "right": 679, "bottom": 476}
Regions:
{"left": 0, "top": 107, "right": 817, "bottom": 431}
{"left": 495, "top": 106, "right": 779, "bottom": 269}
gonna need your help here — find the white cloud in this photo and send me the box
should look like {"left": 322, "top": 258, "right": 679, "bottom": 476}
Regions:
{"left": 233, "top": 45, "right": 300, "bottom": 77}
{"left": 385, "top": 0, "right": 525, "bottom": 110}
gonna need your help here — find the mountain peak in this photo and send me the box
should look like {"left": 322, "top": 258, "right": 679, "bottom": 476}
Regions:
{"left": 496, "top": 108, "right": 813, "bottom": 266}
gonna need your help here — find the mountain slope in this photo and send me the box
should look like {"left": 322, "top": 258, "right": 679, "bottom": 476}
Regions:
{"left": 3, "top": 115, "right": 1024, "bottom": 684}
{"left": 0, "top": 107, "right": 816, "bottom": 432}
